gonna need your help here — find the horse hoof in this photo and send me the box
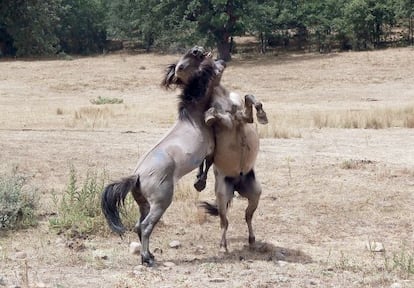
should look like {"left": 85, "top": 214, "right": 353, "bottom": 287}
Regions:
{"left": 205, "top": 115, "right": 216, "bottom": 126}
{"left": 219, "top": 246, "right": 228, "bottom": 254}
{"left": 142, "top": 257, "right": 155, "bottom": 267}
{"left": 194, "top": 179, "right": 206, "bottom": 192}
{"left": 248, "top": 236, "right": 256, "bottom": 245}
{"left": 256, "top": 111, "right": 268, "bottom": 125}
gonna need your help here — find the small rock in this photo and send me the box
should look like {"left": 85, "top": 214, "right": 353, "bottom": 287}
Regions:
{"left": 209, "top": 278, "right": 226, "bottom": 283}
{"left": 153, "top": 247, "right": 163, "bottom": 254}
{"left": 133, "top": 265, "right": 146, "bottom": 275}
{"left": 0, "top": 276, "right": 6, "bottom": 286}
{"left": 169, "top": 240, "right": 181, "bottom": 249}
{"left": 163, "top": 261, "right": 176, "bottom": 268}
{"left": 55, "top": 238, "right": 65, "bottom": 247}
{"left": 390, "top": 283, "right": 402, "bottom": 288}
{"left": 366, "top": 241, "right": 385, "bottom": 252}
{"left": 14, "top": 251, "right": 27, "bottom": 260}
{"left": 129, "top": 242, "right": 141, "bottom": 255}
{"left": 277, "top": 260, "right": 288, "bottom": 267}
{"left": 34, "top": 281, "right": 49, "bottom": 288}
{"left": 92, "top": 250, "right": 108, "bottom": 260}
{"left": 195, "top": 245, "right": 206, "bottom": 254}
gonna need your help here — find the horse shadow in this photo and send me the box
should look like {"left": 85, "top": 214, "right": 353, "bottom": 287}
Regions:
{"left": 172, "top": 239, "right": 312, "bottom": 266}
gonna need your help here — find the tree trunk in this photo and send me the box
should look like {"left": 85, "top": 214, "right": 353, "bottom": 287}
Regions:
{"left": 260, "top": 32, "right": 266, "bottom": 54}
{"left": 216, "top": 38, "right": 232, "bottom": 61}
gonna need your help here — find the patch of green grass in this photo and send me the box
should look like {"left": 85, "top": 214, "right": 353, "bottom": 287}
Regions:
{"left": 49, "top": 166, "right": 139, "bottom": 237}
{"left": 49, "top": 166, "right": 107, "bottom": 237}
{"left": 90, "top": 96, "right": 124, "bottom": 105}
{"left": 0, "top": 168, "right": 37, "bottom": 231}
{"left": 391, "top": 248, "right": 414, "bottom": 278}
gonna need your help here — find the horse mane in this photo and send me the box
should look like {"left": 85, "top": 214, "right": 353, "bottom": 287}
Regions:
{"left": 177, "top": 59, "right": 215, "bottom": 122}
{"left": 161, "top": 64, "right": 185, "bottom": 89}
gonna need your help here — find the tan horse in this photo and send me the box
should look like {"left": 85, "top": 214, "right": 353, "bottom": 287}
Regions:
{"left": 165, "top": 47, "right": 268, "bottom": 252}
{"left": 101, "top": 54, "right": 217, "bottom": 266}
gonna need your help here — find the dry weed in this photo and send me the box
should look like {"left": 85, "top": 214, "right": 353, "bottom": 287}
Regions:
{"left": 258, "top": 113, "right": 302, "bottom": 139}
{"left": 312, "top": 105, "right": 414, "bottom": 129}
{"left": 66, "top": 106, "right": 115, "bottom": 129}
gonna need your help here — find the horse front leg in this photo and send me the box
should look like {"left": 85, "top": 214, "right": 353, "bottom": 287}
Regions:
{"left": 194, "top": 155, "right": 213, "bottom": 192}
{"left": 244, "top": 94, "right": 268, "bottom": 125}
{"left": 205, "top": 107, "right": 234, "bottom": 129}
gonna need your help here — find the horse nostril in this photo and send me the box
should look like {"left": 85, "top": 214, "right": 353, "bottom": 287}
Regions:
{"left": 177, "top": 64, "right": 184, "bottom": 71}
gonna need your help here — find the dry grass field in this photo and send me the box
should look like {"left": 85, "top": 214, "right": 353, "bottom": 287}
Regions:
{"left": 0, "top": 47, "right": 413, "bottom": 287}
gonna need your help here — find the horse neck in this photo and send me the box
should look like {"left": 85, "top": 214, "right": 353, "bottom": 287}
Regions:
{"left": 178, "top": 100, "right": 210, "bottom": 126}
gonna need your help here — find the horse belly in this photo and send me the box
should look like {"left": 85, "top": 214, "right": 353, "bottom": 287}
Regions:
{"left": 213, "top": 128, "right": 259, "bottom": 177}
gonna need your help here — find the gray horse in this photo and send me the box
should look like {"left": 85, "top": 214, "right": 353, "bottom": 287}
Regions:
{"left": 101, "top": 52, "right": 218, "bottom": 266}
{"left": 164, "top": 47, "right": 268, "bottom": 252}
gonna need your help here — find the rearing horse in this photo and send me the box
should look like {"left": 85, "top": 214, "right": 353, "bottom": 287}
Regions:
{"left": 101, "top": 54, "right": 217, "bottom": 266}
{"left": 164, "top": 47, "right": 268, "bottom": 252}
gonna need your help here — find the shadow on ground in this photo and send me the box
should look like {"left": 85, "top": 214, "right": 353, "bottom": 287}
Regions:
{"left": 169, "top": 240, "right": 312, "bottom": 266}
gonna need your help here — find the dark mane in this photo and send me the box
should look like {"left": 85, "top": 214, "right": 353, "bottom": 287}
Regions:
{"left": 177, "top": 59, "right": 215, "bottom": 122}
{"left": 161, "top": 64, "right": 185, "bottom": 89}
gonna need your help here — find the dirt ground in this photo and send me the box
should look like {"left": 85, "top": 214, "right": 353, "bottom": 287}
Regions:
{"left": 0, "top": 48, "right": 413, "bottom": 287}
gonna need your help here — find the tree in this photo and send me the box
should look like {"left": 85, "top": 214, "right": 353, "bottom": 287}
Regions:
{"left": 57, "top": 0, "right": 107, "bottom": 54}
{"left": 0, "top": 0, "right": 61, "bottom": 56}
{"left": 184, "top": 0, "right": 247, "bottom": 60}
{"left": 344, "top": 0, "right": 396, "bottom": 50}
{"left": 395, "top": 0, "right": 414, "bottom": 45}
{"left": 244, "top": 0, "right": 283, "bottom": 53}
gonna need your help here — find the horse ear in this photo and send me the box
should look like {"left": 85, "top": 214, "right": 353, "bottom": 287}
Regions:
{"left": 161, "top": 64, "right": 177, "bottom": 89}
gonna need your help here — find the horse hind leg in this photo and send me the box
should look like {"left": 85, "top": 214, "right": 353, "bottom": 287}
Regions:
{"left": 237, "top": 170, "right": 262, "bottom": 246}
{"left": 215, "top": 172, "right": 235, "bottom": 252}
{"left": 139, "top": 182, "right": 174, "bottom": 266}
{"left": 244, "top": 94, "right": 268, "bottom": 125}
{"left": 131, "top": 188, "right": 150, "bottom": 242}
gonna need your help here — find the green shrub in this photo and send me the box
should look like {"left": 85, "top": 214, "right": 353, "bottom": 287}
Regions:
{"left": 0, "top": 169, "right": 37, "bottom": 231}
{"left": 392, "top": 248, "right": 414, "bottom": 278}
{"left": 49, "top": 166, "right": 106, "bottom": 237}
{"left": 50, "top": 166, "right": 139, "bottom": 237}
{"left": 90, "top": 96, "right": 123, "bottom": 105}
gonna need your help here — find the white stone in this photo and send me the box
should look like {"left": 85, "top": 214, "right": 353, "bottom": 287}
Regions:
{"left": 163, "top": 261, "right": 176, "bottom": 268}
{"left": 366, "top": 241, "right": 385, "bottom": 252}
{"left": 169, "top": 240, "right": 181, "bottom": 249}
{"left": 92, "top": 250, "right": 108, "bottom": 260}
{"left": 14, "top": 251, "right": 27, "bottom": 260}
{"left": 34, "top": 281, "right": 50, "bottom": 288}
{"left": 390, "top": 283, "right": 402, "bottom": 288}
{"left": 277, "top": 260, "right": 288, "bottom": 267}
{"left": 129, "top": 242, "right": 141, "bottom": 255}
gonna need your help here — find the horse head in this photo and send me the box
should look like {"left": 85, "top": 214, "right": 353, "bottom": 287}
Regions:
{"left": 161, "top": 46, "right": 225, "bottom": 89}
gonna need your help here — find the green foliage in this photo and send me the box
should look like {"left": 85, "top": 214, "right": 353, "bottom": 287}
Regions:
{"left": 50, "top": 166, "right": 139, "bottom": 237}
{"left": 0, "top": 0, "right": 412, "bottom": 57}
{"left": 344, "top": 0, "right": 396, "bottom": 49}
{"left": 0, "top": 169, "right": 37, "bottom": 231}
{"left": 0, "top": 0, "right": 61, "bottom": 56}
{"left": 49, "top": 166, "right": 106, "bottom": 236}
{"left": 58, "top": 0, "right": 107, "bottom": 54}
{"left": 391, "top": 247, "right": 414, "bottom": 278}
{"left": 90, "top": 96, "right": 124, "bottom": 105}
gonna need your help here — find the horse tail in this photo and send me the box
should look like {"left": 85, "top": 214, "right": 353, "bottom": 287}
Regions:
{"left": 101, "top": 176, "right": 139, "bottom": 235}
{"left": 199, "top": 201, "right": 219, "bottom": 216}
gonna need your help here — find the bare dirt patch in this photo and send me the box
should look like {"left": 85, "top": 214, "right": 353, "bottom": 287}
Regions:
{"left": 1, "top": 48, "right": 413, "bottom": 287}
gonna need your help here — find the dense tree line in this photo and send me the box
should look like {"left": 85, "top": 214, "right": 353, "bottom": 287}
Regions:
{"left": 0, "top": 0, "right": 413, "bottom": 59}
